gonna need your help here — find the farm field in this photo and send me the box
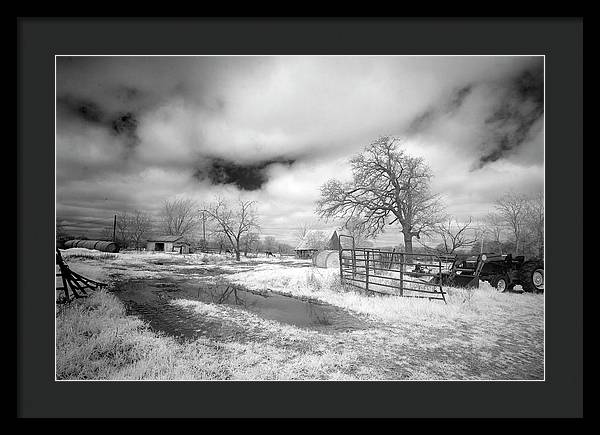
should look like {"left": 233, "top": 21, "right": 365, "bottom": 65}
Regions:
{"left": 56, "top": 248, "right": 544, "bottom": 381}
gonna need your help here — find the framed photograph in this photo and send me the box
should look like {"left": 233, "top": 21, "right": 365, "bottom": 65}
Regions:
{"left": 18, "top": 17, "right": 583, "bottom": 418}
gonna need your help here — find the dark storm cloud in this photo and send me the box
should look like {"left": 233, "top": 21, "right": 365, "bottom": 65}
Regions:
{"left": 110, "top": 112, "right": 140, "bottom": 149}
{"left": 57, "top": 95, "right": 141, "bottom": 150}
{"left": 193, "top": 157, "right": 296, "bottom": 191}
{"left": 57, "top": 95, "right": 105, "bottom": 124}
{"left": 474, "top": 59, "right": 544, "bottom": 169}
{"left": 406, "top": 85, "right": 473, "bottom": 134}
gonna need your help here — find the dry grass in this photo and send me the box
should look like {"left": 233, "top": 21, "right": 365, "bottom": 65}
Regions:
{"left": 56, "top": 289, "right": 368, "bottom": 380}
{"left": 225, "top": 265, "right": 539, "bottom": 327}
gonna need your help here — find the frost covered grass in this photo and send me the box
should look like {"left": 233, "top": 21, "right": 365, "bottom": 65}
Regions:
{"left": 225, "top": 265, "right": 542, "bottom": 327}
{"left": 56, "top": 289, "right": 368, "bottom": 380}
{"left": 56, "top": 250, "right": 543, "bottom": 380}
{"left": 58, "top": 249, "right": 542, "bottom": 331}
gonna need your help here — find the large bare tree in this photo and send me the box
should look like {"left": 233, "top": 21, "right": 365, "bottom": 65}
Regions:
{"left": 317, "top": 136, "right": 444, "bottom": 254}
{"left": 203, "top": 197, "right": 259, "bottom": 261}
{"left": 161, "top": 198, "right": 200, "bottom": 238}
{"left": 494, "top": 191, "right": 529, "bottom": 255}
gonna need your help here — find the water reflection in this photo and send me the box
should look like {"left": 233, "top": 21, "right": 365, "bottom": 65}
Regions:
{"left": 113, "top": 278, "right": 367, "bottom": 332}
{"left": 204, "top": 285, "right": 246, "bottom": 306}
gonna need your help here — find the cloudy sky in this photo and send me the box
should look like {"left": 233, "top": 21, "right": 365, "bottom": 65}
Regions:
{"left": 56, "top": 56, "right": 544, "bottom": 246}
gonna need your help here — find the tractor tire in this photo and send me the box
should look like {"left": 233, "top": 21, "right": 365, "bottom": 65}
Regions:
{"left": 520, "top": 260, "right": 544, "bottom": 293}
{"left": 490, "top": 274, "right": 510, "bottom": 293}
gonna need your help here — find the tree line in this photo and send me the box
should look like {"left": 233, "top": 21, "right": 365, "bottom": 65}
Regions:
{"left": 82, "top": 195, "right": 294, "bottom": 261}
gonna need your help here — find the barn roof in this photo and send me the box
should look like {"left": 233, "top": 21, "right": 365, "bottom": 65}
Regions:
{"left": 147, "top": 235, "right": 183, "bottom": 242}
{"left": 295, "top": 228, "right": 340, "bottom": 251}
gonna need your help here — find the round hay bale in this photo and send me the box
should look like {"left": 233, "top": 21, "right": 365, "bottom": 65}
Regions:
{"left": 63, "top": 239, "right": 81, "bottom": 249}
{"left": 63, "top": 239, "right": 120, "bottom": 253}
{"left": 312, "top": 250, "right": 340, "bottom": 268}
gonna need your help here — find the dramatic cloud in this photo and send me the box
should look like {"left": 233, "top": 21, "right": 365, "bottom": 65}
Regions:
{"left": 476, "top": 59, "right": 544, "bottom": 168}
{"left": 193, "top": 157, "right": 296, "bottom": 191}
{"left": 56, "top": 56, "right": 544, "bottom": 244}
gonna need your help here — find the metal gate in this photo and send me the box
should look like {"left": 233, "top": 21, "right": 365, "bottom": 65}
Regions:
{"left": 338, "top": 235, "right": 448, "bottom": 303}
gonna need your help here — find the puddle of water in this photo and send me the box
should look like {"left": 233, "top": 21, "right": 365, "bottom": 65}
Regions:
{"left": 112, "top": 278, "right": 367, "bottom": 342}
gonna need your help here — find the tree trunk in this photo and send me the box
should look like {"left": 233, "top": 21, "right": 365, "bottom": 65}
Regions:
{"left": 403, "top": 232, "right": 414, "bottom": 256}
{"left": 235, "top": 240, "right": 241, "bottom": 261}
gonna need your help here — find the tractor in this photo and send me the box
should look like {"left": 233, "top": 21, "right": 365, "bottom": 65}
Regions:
{"left": 435, "top": 253, "right": 544, "bottom": 293}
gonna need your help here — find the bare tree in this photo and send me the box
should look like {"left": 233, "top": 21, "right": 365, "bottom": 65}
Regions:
{"left": 276, "top": 242, "right": 293, "bottom": 255}
{"left": 421, "top": 217, "right": 478, "bottom": 254}
{"left": 203, "top": 197, "right": 260, "bottom": 261}
{"left": 294, "top": 222, "right": 311, "bottom": 242}
{"left": 100, "top": 226, "right": 113, "bottom": 241}
{"left": 484, "top": 212, "right": 506, "bottom": 254}
{"left": 525, "top": 191, "right": 544, "bottom": 259}
{"left": 161, "top": 198, "right": 200, "bottom": 238}
{"left": 116, "top": 211, "right": 132, "bottom": 248}
{"left": 263, "top": 235, "right": 278, "bottom": 252}
{"left": 129, "top": 210, "right": 152, "bottom": 249}
{"left": 209, "top": 230, "right": 229, "bottom": 254}
{"left": 317, "top": 136, "right": 444, "bottom": 255}
{"left": 241, "top": 231, "right": 260, "bottom": 257}
{"left": 494, "top": 191, "right": 529, "bottom": 255}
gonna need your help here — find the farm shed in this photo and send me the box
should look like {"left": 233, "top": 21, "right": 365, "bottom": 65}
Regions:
{"left": 173, "top": 241, "right": 191, "bottom": 254}
{"left": 146, "top": 235, "right": 186, "bottom": 253}
{"left": 63, "top": 239, "right": 120, "bottom": 253}
{"left": 295, "top": 229, "right": 340, "bottom": 259}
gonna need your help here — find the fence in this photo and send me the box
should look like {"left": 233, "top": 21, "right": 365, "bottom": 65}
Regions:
{"left": 56, "top": 248, "right": 107, "bottom": 303}
{"left": 338, "top": 235, "right": 448, "bottom": 303}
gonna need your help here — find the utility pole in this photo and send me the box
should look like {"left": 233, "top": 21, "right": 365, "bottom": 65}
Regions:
{"left": 112, "top": 214, "right": 117, "bottom": 242}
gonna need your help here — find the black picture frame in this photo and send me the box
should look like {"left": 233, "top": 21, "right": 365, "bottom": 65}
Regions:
{"left": 17, "top": 17, "right": 583, "bottom": 418}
